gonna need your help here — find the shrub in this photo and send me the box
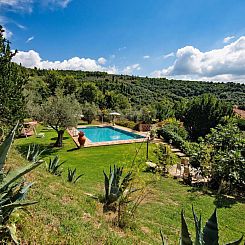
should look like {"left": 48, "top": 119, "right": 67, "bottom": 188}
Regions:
{"left": 164, "top": 124, "right": 188, "bottom": 140}
{"left": 157, "top": 128, "right": 186, "bottom": 151}
{"left": 157, "top": 118, "right": 188, "bottom": 139}
{"left": 238, "top": 105, "right": 245, "bottom": 110}
{"left": 187, "top": 123, "right": 245, "bottom": 193}
{"left": 237, "top": 118, "right": 245, "bottom": 131}
{"left": 116, "top": 119, "right": 137, "bottom": 130}
{"left": 183, "top": 141, "right": 212, "bottom": 170}
{"left": 154, "top": 143, "right": 179, "bottom": 175}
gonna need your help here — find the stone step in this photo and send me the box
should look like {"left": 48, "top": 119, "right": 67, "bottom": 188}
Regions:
{"left": 176, "top": 152, "right": 186, "bottom": 157}
{"left": 171, "top": 148, "right": 181, "bottom": 153}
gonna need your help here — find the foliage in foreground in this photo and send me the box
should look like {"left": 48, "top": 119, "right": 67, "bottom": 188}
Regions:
{"left": 0, "top": 125, "right": 43, "bottom": 244}
{"left": 173, "top": 207, "right": 244, "bottom": 245}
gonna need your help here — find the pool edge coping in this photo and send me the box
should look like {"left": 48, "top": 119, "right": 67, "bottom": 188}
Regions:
{"left": 67, "top": 124, "right": 149, "bottom": 148}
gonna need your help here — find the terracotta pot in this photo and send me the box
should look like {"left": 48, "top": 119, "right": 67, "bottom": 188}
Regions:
{"left": 78, "top": 131, "right": 86, "bottom": 147}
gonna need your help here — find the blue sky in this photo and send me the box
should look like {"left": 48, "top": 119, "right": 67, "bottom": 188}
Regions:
{"left": 1, "top": 0, "right": 245, "bottom": 82}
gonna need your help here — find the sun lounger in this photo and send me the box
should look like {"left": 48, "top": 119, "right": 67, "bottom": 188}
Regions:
{"left": 36, "top": 133, "right": 45, "bottom": 138}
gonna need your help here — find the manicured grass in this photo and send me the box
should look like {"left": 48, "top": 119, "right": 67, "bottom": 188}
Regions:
{"left": 10, "top": 126, "right": 245, "bottom": 244}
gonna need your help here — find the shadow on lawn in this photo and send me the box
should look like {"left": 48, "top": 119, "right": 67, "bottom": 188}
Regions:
{"left": 213, "top": 195, "right": 240, "bottom": 208}
{"left": 67, "top": 148, "right": 79, "bottom": 152}
{"left": 187, "top": 185, "right": 245, "bottom": 208}
{"left": 16, "top": 143, "right": 61, "bottom": 159}
{"left": 50, "top": 137, "right": 69, "bottom": 141}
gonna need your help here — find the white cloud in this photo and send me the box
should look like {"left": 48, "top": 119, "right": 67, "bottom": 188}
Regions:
{"left": 0, "top": 0, "right": 31, "bottom": 7}
{"left": 59, "top": 0, "right": 71, "bottom": 8}
{"left": 41, "top": 0, "right": 72, "bottom": 8}
{"left": 122, "top": 64, "right": 141, "bottom": 75}
{"left": 152, "top": 36, "right": 245, "bottom": 82}
{"left": 16, "top": 23, "right": 26, "bottom": 29}
{"left": 223, "top": 35, "right": 235, "bottom": 43}
{"left": 12, "top": 50, "right": 117, "bottom": 74}
{"left": 0, "top": 0, "right": 71, "bottom": 12}
{"left": 143, "top": 55, "right": 150, "bottom": 59}
{"left": 12, "top": 50, "right": 41, "bottom": 68}
{"left": 2, "top": 25, "right": 13, "bottom": 39}
{"left": 0, "top": 0, "right": 33, "bottom": 12}
{"left": 97, "top": 57, "right": 106, "bottom": 65}
{"left": 26, "top": 36, "right": 34, "bottom": 43}
{"left": 163, "top": 52, "right": 175, "bottom": 59}
{"left": 0, "top": 15, "right": 26, "bottom": 30}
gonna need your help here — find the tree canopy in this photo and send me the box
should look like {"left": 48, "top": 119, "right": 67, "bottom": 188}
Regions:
{"left": 40, "top": 90, "right": 81, "bottom": 147}
{"left": 0, "top": 26, "right": 27, "bottom": 127}
{"left": 183, "top": 94, "right": 233, "bottom": 140}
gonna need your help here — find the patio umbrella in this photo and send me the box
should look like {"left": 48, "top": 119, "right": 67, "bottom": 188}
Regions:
{"left": 109, "top": 112, "right": 121, "bottom": 116}
{"left": 109, "top": 112, "right": 121, "bottom": 125}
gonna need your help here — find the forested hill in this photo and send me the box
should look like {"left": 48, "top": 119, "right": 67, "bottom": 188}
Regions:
{"left": 27, "top": 68, "right": 245, "bottom": 107}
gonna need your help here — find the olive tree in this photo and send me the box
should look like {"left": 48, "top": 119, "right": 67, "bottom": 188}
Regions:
{"left": 82, "top": 102, "right": 98, "bottom": 124}
{"left": 40, "top": 90, "right": 81, "bottom": 147}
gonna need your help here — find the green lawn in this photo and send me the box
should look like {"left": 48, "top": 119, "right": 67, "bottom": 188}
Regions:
{"left": 10, "top": 126, "right": 245, "bottom": 244}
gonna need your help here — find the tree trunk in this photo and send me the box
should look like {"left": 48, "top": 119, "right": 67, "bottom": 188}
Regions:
{"left": 54, "top": 130, "right": 64, "bottom": 147}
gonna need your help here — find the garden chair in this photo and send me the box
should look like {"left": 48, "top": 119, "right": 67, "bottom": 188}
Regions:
{"left": 176, "top": 163, "right": 182, "bottom": 176}
{"left": 33, "top": 127, "right": 45, "bottom": 138}
{"left": 183, "top": 166, "right": 190, "bottom": 180}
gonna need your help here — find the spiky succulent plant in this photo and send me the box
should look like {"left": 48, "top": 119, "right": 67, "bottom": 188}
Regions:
{"left": 67, "top": 168, "right": 84, "bottom": 183}
{"left": 46, "top": 155, "right": 65, "bottom": 176}
{"left": 103, "top": 165, "right": 132, "bottom": 205}
{"left": 161, "top": 206, "right": 244, "bottom": 245}
{"left": 0, "top": 124, "right": 43, "bottom": 244}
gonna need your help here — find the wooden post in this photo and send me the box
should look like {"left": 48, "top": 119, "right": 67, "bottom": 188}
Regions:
{"left": 146, "top": 137, "right": 149, "bottom": 160}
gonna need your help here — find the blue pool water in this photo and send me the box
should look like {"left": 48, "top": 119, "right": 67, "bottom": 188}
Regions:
{"left": 78, "top": 126, "right": 145, "bottom": 143}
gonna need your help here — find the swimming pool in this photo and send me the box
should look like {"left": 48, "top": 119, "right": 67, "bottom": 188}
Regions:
{"left": 78, "top": 126, "right": 145, "bottom": 143}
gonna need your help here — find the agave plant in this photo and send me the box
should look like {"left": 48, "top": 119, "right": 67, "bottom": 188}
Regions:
{"left": 103, "top": 165, "right": 133, "bottom": 205}
{"left": 0, "top": 124, "right": 43, "bottom": 244}
{"left": 67, "top": 168, "right": 84, "bottom": 183}
{"left": 46, "top": 155, "right": 65, "bottom": 176}
{"left": 178, "top": 206, "right": 243, "bottom": 245}
{"left": 26, "top": 144, "right": 45, "bottom": 163}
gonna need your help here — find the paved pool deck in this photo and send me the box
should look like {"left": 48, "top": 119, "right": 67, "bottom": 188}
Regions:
{"left": 67, "top": 124, "right": 149, "bottom": 148}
